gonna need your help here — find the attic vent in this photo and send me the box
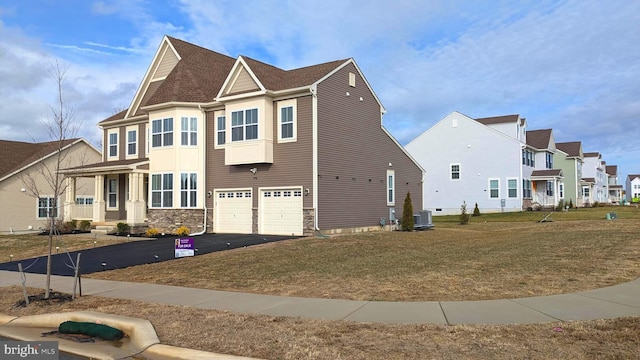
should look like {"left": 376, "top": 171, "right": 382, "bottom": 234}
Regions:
{"left": 452, "top": 118, "right": 458, "bottom": 128}
{"left": 349, "top": 72, "right": 356, "bottom": 87}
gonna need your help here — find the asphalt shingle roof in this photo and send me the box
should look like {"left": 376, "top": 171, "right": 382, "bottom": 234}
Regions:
{"left": 0, "top": 139, "right": 78, "bottom": 179}
{"left": 475, "top": 114, "right": 520, "bottom": 125}
{"left": 555, "top": 141, "right": 582, "bottom": 157}
{"left": 526, "top": 129, "right": 552, "bottom": 149}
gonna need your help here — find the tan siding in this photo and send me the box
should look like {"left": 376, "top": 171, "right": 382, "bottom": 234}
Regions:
{"left": 138, "top": 123, "right": 146, "bottom": 158}
{"left": 206, "top": 95, "right": 314, "bottom": 216}
{"left": 316, "top": 63, "right": 422, "bottom": 230}
{"left": 119, "top": 127, "right": 126, "bottom": 161}
{"left": 0, "top": 143, "right": 101, "bottom": 232}
{"left": 153, "top": 48, "right": 179, "bottom": 80}
{"left": 229, "top": 68, "right": 260, "bottom": 94}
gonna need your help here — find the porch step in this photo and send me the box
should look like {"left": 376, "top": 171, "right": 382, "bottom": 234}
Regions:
{"left": 92, "top": 225, "right": 116, "bottom": 235}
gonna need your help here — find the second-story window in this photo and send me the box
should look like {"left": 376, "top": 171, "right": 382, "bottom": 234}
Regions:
{"left": 216, "top": 115, "right": 226, "bottom": 145}
{"left": 451, "top": 164, "right": 460, "bottom": 180}
{"left": 152, "top": 118, "right": 173, "bottom": 147}
{"left": 127, "top": 130, "right": 137, "bottom": 155}
{"left": 109, "top": 133, "right": 118, "bottom": 157}
{"left": 181, "top": 117, "right": 197, "bottom": 146}
{"left": 231, "top": 109, "right": 258, "bottom": 142}
{"left": 545, "top": 152, "right": 553, "bottom": 169}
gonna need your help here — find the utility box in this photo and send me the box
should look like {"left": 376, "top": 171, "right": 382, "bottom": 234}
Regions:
{"left": 413, "top": 210, "right": 434, "bottom": 230}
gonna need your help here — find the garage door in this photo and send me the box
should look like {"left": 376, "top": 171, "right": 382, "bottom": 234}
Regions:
{"left": 260, "top": 188, "right": 303, "bottom": 236}
{"left": 215, "top": 189, "right": 253, "bottom": 234}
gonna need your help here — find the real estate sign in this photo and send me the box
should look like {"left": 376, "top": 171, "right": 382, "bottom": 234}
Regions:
{"left": 174, "top": 238, "right": 194, "bottom": 258}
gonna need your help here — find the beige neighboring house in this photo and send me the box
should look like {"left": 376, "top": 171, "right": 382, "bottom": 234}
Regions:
{"left": 0, "top": 139, "right": 102, "bottom": 234}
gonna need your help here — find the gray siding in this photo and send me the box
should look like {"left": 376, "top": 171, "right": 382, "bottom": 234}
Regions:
{"left": 206, "top": 95, "right": 314, "bottom": 210}
{"left": 138, "top": 123, "right": 146, "bottom": 158}
{"left": 316, "top": 63, "right": 422, "bottom": 230}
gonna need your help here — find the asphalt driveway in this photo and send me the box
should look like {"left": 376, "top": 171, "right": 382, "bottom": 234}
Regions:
{"left": 0, "top": 233, "right": 295, "bottom": 276}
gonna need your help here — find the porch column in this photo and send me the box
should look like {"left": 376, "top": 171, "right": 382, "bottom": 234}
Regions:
{"left": 93, "top": 174, "right": 106, "bottom": 222}
{"left": 126, "top": 172, "right": 146, "bottom": 225}
{"left": 63, "top": 177, "right": 76, "bottom": 221}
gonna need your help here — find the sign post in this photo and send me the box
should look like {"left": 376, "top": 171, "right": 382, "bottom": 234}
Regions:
{"left": 174, "top": 238, "right": 195, "bottom": 258}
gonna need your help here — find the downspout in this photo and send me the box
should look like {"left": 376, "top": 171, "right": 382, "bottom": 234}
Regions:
{"left": 190, "top": 104, "right": 208, "bottom": 236}
{"left": 310, "top": 85, "right": 321, "bottom": 234}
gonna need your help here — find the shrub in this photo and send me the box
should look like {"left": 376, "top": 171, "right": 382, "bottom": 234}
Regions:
{"left": 459, "top": 201, "right": 471, "bottom": 225}
{"left": 568, "top": 199, "right": 574, "bottom": 209}
{"left": 401, "top": 192, "right": 414, "bottom": 231}
{"left": 176, "top": 225, "right": 190, "bottom": 236}
{"left": 473, "top": 202, "right": 481, "bottom": 216}
{"left": 67, "top": 220, "right": 78, "bottom": 230}
{"left": 79, "top": 220, "right": 91, "bottom": 231}
{"left": 145, "top": 227, "right": 159, "bottom": 237}
{"left": 116, "top": 222, "right": 130, "bottom": 234}
{"left": 556, "top": 199, "right": 565, "bottom": 211}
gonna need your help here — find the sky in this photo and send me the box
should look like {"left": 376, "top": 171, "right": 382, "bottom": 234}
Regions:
{"left": 0, "top": 0, "right": 638, "bottom": 183}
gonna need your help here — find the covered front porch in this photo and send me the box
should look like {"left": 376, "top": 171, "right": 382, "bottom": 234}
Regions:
{"left": 531, "top": 169, "right": 563, "bottom": 208}
{"left": 60, "top": 159, "right": 149, "bottom": 228}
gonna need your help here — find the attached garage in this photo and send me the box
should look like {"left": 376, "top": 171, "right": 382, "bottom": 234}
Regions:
{"left": 214, "top": 189, "right": 253, "bottom": 234}
{"left": 259, "top": 187, "right": 304, "bottom": 236}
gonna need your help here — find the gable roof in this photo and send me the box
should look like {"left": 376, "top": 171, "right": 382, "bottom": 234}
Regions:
{"left": 526, "top": 129, "right": 553, "bottom": 150}
{"left": 475, "top": 114, "right": 520, "bottom": 125}
{"left": 531, "top": 169, "right": 562, "bottom": 177}
{"left": 583, "top": 152, "right": 600, "bottom": 158}
{"left": 0, "top": 139, "right": 81, "bottom": 181}
{"left": 555, "top": 141, "right": 582, "bottom": 157}
{"left": 627, "top": 174, "right": 640, "bottom": 181}
{"left": 605, "top": 165, "right": 618, "bottom": 176}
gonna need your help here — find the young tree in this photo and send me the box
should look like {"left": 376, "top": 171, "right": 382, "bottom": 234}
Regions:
{"left": 401, "top": 192, "right": 414, "bottom": 231}
{"left": 20, "top": 61, "right": 84, "bottom": 300}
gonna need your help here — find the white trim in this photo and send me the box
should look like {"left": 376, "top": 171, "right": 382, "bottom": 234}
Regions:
{"left": 311, "top": 86, "right": 319, "bottom": 231}
{"left": 277, "top": 99, "right": 297, "bottom": 143}
{"left": 217, "top": 56, "right": 267, "bottom": 99}
{"left": 488, "top": 178, "right": 500, "bottom": 199}
{"left": 126, "top": 126, "right": 137, "bottom": 158}
{"left": 387, "top": 169, "right": 395, "bottom": 206}
{"left": 214, "top": 111, "right": 226, "bottom": 149}
{"left": 36, "top": 196, "right": 59, "bottom": 219}
{"left": 507, "top": 177, "right": 519, "bottom": 198}
{"left": 107, "top": 177, "right": 118, "bottom": 209}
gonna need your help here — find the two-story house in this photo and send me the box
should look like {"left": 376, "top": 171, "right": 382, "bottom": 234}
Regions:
{"left": 405, "top": 112, "right": 527, "bottom": 215}
{"left": 582, "top": 152, "right": 607, "bottom": 205}
{"left": 525, "top": 129, "right": 563, "bottom": 208}
{"left": 626, "top": 174, "right": 640, "bottom": 203}
{"left": 605, "top": 165, "right": 623, "bottom": 204}
{"left": 554, "top": 141, "right": 585, "bottom": 207}
{"left": 62, "top": 36, "right": 423, "bottom": 236}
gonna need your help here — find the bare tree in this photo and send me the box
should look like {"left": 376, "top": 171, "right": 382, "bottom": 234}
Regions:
{"left": 20, "top": 60, "right": 84, "bottom": 299}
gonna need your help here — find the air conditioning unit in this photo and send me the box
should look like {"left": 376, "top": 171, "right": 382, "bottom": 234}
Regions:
{"left": 413, "top": 210, "right": 434, "bottom": 230}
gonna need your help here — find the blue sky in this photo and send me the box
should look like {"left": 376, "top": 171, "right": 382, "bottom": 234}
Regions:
{"left": 0, "top": 0, "right": 638, "bottom": 183}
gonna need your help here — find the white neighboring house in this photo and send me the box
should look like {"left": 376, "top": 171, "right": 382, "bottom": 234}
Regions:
{"left": 626, "top": 174, "right": 640, "bottom": 203}
{"left": 606, "top": 165, "right": 623, "bottom": 204}
{"left": 582, "top": 152, "right": 608, "bottom": 205}
{"left": 405, "top": 112, "right": 527, "bottom": 215}
{"left": 0, "top": 139, "right": 102, "bottom": 234}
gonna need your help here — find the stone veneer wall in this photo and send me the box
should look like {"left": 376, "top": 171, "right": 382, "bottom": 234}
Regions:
{"left": 147, "top": 209, "right": 205, "bottom": 234}
{"left": 303, "top": 208, "right": 315, "bottom": 236}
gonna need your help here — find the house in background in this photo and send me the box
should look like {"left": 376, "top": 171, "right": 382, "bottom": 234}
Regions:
{"left": 525, "top": 129, "right": 563, "bottom": 208}
{"left": 62, "top": 35, "right": 423, "bottom": 236}
{"left": 626, "top": 174, "right": 640, "bottom": 203}
{"left": 0, "top": 139, "right": 101, "bottom": 234}
{"left": 605, "top": 165, "right": 623, "bottom": 204}
{"left": 405, "top": 112, "right": 526, "bottom": 215}
{"left": 582, "top": 152, "right": 608, "bottom": 205}
{"left": 554, "top": 141, "right": 585, "bottom": 207}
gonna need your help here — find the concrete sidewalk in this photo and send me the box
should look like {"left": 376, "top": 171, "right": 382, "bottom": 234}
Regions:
{"left": 1, "top": 270, "right": 639, "bottom": 325}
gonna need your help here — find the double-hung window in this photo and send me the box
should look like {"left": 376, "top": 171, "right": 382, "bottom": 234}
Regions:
{"left": 107, "top": 178, "right": 118, "bottom": 208}
{"left": 546, "top": 181, "right": 554, "bottom": 196}
{"left": 37, "top": 197, "right": 57, "bottom": 218}
{"left": 545, "top": 152, "right": 553, "bottom": 169}
{"left": 127, "top": 130, "right": 137, "bottom": 156}
{"left": 109, "top": 133, "right": 118, "bottom": 157}
{"left": 231, "top": 109, "right": 258, "bottom": 141}
{"left": 523, "top": 179, "right": 532, "bottom": 198}
{"left": 489, "top": 179, "right": 499, "bottom": 198}
{"left": 181, "top": 117, "right": 197, "bottom": 146}
{"left": 180, "top": 173, "right": 197, "bottom": 208}
{"left": 451, "top": 164, "right": 460, "bottom": 180}
{"left": 152, "top": 118, "right": 173, "bottom": 147}
{"left": 508, "top": 179, "right": 518, "bottom": 198}
{"left": 278, "top": 100, "right": 296, "bottom": 142}
{"left": 216, "top": 116, "right": 226, "bottom": 146}
{"left": 151, "top": 173, "right": 173, "bottom": 208}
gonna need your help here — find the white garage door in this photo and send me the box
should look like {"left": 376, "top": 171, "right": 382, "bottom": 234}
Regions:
{"left": 215, "top": 189, "right": 253, "bottom": 234}
{"left": 260, "top": 188, "right": 303, "bottom": 236}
